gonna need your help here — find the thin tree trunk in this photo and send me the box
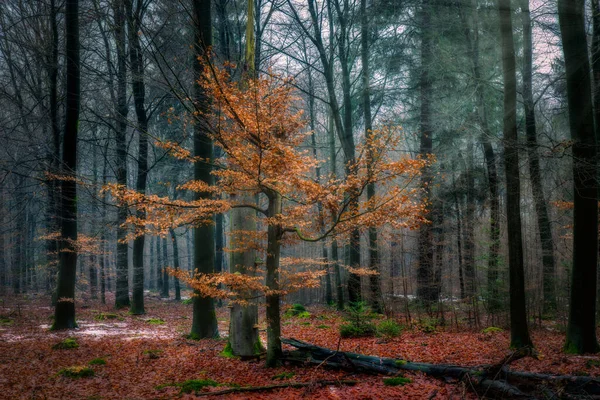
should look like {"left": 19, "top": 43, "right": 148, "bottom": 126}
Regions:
{"left": 559, "top": 0, "right": 600, "bottom": 354}
{"left": 169, "top": 229, "right": 181, "bottom": 301}
{"left": 520, "top": 0, "right": 556, "bottom": 315}
{"left": 156, "top": 235, "right": 163, "bottom": 294}
{"left": 113, "top": 0, "right": 130, "bottom": 309}
{"left": 126, "top": 0, "right": 149, "bottom": 315}
{"left": 498, "top": 0, "right": 532, "bottom": 349}
{"left": 416, "top": 0, "right": 437, "bottom": 304}
{"left": 53, "top": 0, "right": 80, "bottom": 329}
{"left": 161, "top": 237, "right": 169, "bottom": 298}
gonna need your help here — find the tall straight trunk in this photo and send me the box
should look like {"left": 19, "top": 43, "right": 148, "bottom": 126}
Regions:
{"left": 460, "top": 0, "right": 501, "bottom": 311}
{"left": 100, "top": 144, "right": 108, "bottom": 305}
{"left": 190, "top": 0, "right": 219, "bottom": 339}
{"left": 0, "top": 188, "right": 5, "bottom": 293}
{"left": 47, "top": 0, "right": 61, "bottom": 299}
{"left": 54, "top": 0, "right": 80, "bottom": 329}
{"left": 13, "top": 181, "right": 24, "bottom": 295}
{"left": 169, "top": 229, "right": 181, "bottom": 301}
{"left": 452, "top": 171, "right": 465, "bottom": 299}
{"left": 156, "top": 236, "right": 163, "bottom": 294}
{"left": 416, "top": 0, "right": 438, "bottom": 304}
{"left": 265, "top": 191, "right": 283, "bottom": 367}
{"left": 114, "top": 0, "right": 130, "bottom": 309}
{"left": 463, "top": 137, "right": 476, "bottom": 298}
{"left": 361, "top": 0, "right": 382, "bottom": 314}
{"left": 559, "top": 0, "right": 600, "bottom": 354}
{"left": 498, "top": 0, "right": 532, "bottom": 349}
{"left": 161, "top": 237, "right": 169, "bottom": 298}
{"left": 149, "top": 233, "right": 155, "bottom": 290}
{"left": 126, "top": 0, "right": 149, "bottom": 315}
{"left": 328, "top": 115, "right": 344, "bottom": 310}
{"left": 590, "top": 0, "right": 600, "bottom": 322}
{"left": 520, "top": 0, "right": 556, "bottom": 314}
{"left": 89, "top": 143, "right": 99, "bottom": 300}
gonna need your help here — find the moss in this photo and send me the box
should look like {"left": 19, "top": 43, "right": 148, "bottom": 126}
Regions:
{"left": 0, "top": 316, "right": 13, "bottom": 326}
{"left": 383, "top": 376, "right": 412, "bottom": 386}
{"left": 316, "top": 324, "right": 330, "bottom": 329}
{"left": 297, "top": 311, "right": 311, "bottom": 319}
{"left": 271, "top": 372, "right": 295, "bottom": 380}
{"left": 481, "top": 326, "right": 503, "bottom": 334}
{"left": 253, "top": 338, "right": 265, "bottom": 355}
{"left": 186, "top": 332, "right": 201, "bottom": 341}
{"left": 158, "top": 379, "right": 219, "bottom": 394}
{"left": 53, "top": 337, "right": 79, "bottom": 350}
{"left": 220, "top": 341, "right": 236, "bottom": 358}
{"left": 147, "top": 318, "right": 165, "bottom": 325}
{"left": 88, "top": 358, "right": 107, "bottom": 366}
{"left": 57, "top": 365, "right": 94, "bottom": 378}
{"left": 300, "top": 321, "right": 311, "bottom": 326}
{"left": 395, "top": 359, "right": 408, "bottom": 366}
{"left": 181, "top": 298, "right": 193, "bottom": 305}
{"left": 284, "top": 304, "right": 309, "bottom": 318}
{"left": 94, "top": 313, "right": 119, "bottom": 321}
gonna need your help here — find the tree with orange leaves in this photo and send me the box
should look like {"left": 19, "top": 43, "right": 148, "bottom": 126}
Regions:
{"left": 108, "top": 61, "right": 429, "bottom": 367}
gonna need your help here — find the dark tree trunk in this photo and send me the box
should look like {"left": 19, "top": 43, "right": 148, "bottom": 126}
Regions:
{"left": 520, "top": 0, "right": 556, "bottom": 315}
{"left": 463, "top": 136, "right": 476, "bottom": 299}
{"left": 53, "top": 0, "right": 80, "bottom": 329}
{"left": 149, "top": 234, "right": 155, "bottom": 291}
{"left": 161, "top": 237, "right": 169, "bottom": 298}
{"left": 498, "top": 0, "right": 532, "bottom": 349}
{"left": 559, "top": 0, "right": 600, "bottom": 354}
{"left": 156, "top": 236, "right": 163, "bottom": 294}
{"left": 361, "top": 0, "right": 382, "bottom": 314}
{"left": 126, "top": 0, "right": 149, "bottom": 315}
{"left": 113, "top": 0, "right": 130, "bottom": 309}
{"left": 190, "top": 0, "right": 219, "bottom": 339}
{"left": 169, "top": 229, "right": 181, "bottom": 301}
{"left": 416, "top": 0, "right": 438, "bottom": 304}
{"left": 265, "top": 191, "right": 283, "bottom": 367}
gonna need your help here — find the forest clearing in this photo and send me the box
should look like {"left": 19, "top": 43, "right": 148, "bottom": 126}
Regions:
{"left": 2, "top": 293, "right": 600, "bottom": 399}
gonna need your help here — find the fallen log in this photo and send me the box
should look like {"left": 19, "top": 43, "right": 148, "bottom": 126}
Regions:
{"left": 280, "top": 337, "right": 600, "bottom": 399}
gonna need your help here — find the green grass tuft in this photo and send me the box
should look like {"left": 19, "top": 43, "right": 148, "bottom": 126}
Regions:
{"left": 181, "top": 298, "right": 193, "bottom": 305}
{"left": 52, "top": 337, "right": 79, "bottom": 350}
{"left": 383, "top": 376, "right": 412, "bottom": 386}
{"left": 88, "top": 358, "right": 106, "bottom": 366}
{"left": 481, "top": 326, "right": 503, "bottom": 334}
{"left": 94, "top": 313, "right": 119, "bottom": 321}
{"left": 57, "top": 365, "right": 94, "bottom": 378}
{"left": 146, "top": 318, "right": 165, "bottom": 325}
{"left": 271, "top": 372, "right": 295, "bottom": 380}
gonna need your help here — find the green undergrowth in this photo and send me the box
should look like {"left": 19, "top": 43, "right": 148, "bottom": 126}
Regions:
{"left": 383, "top": 376, "right": 412, "bottom": 386}
{"left": 88, "top": 358, "right": 106, "bottom": 366}
{"left": 481, "top": 326, "right": 503, "bottom": 335}
{"left": 377, "top": 319, "right": 403, "bottom": 338}
{"left": 94, "top": 313, "right": 120, "bottom": 321}
{"left": 284, "top": 304, "right": 310, "bottom": 318}
{"left": 57, "top": 366, "right": 94, "bottom": 378}
{"left": 271, "top": 372, "right": 295, "bottom": 380}
{"left": 157, "top": 379, "right": 219, "bottom": 394}
{"left": 146, "top": 318, "right": 165, "bottom": 325}
{"left": 52, "top": 337, "right": 79, "bottom": 350}
{"left": 143, "top": 349, "right": 163, "bottom": 359}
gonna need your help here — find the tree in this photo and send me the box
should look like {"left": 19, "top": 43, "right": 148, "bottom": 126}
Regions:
{"left": 498, "top": 0, "right": 532, "bottom": 349}
{"left": 53, "top": 0, "right": 80, "bottom": 329}
{"left": 559, "top": 0, "right": 600, "bottom": 354}
{"left": 190, "top": 0, "right": 219, "bottom": 339}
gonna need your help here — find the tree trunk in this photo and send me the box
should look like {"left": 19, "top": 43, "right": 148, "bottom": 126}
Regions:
{"left": 361, "top": 0, "right": 382, "bottom": 314}
{"left": 190, "top": 0, "right": 218, "bottom": 340}
{"left": 53, "top": 0, "right": 80, "bottom": 329}
{"left": 113, "top": 0, "right": 130, "bottom": 309}
{"left": 126, "top": 0, "right": 149, "bottom": 315}
{"left": 498, "top": 0, "right": 532, "bottom": 349}
{"left": 156, "top": 235, "right": 163, "bottom": 294}
{"left": 520, "top": 0, "right": 556, "bottom": 315}
{"left": 265, "top": 191, "right": 283, "bottom": 367}
{"left": 416, "top": 0, "right": 438, "bottom": 304}
{"left": 169, "top": 229, "right": 181, "bottom": 301}
{"left": 161, "top": 237, "right": 169, "bottom": 298}
{"left": 559, "top": 0, "right": 600, "bottom": 354}
{"left": 328, "top": 114, "right": 344, "bottom": 310}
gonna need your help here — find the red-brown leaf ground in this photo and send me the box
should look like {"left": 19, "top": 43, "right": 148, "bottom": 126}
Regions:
{"left": 1, "top": 293, "right": 599, "bottom": 399}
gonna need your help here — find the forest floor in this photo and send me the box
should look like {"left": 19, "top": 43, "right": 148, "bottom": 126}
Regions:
{"left": 1, "top": 293, "right": 599, "bottom": 400}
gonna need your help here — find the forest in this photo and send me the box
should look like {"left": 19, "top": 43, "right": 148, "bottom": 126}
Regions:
{"left": 1, "top": 0, "right": 600, "bottom": 398}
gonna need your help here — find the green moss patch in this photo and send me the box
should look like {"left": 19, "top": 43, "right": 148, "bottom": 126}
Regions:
{"left": 271, "top": 372, "right": 295, "bottom": 380}
{"left": 0, "top": 316, "right": 13, "bottom": 326}
{"left": 284, "top": 304, "right": 310, "bottom": 318}
{"left": 481, "top": 326, "right": 503, "bottom": 334}
{"left": 220, "top": 341, "right": 236, "bottom": 358}
{"left": 158, "top": 379, "right": 219, "bottom": 394}
{"left": 57, "top": 365, "right": 94, "bottom": 378}
{"left": 383, "top": 376, "right": 412, "bottom": 386}
{"left": 143, "top": 349, "right": 163, "bottom": 359}
{"left": 53, "top": 337, "right": 79, "bottom": 350}
{"left": 146, "top": 318, "right": 165, "bottom": 325}
{"left": 88, "top": 358, "right": 106, "bottom": 366}
{"left": 94, "top": 313, "right": 119, "bottom": 321}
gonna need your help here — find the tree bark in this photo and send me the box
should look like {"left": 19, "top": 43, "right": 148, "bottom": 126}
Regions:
{"left": 190, "top": 0, "right": 219, "bottom": 339}
{"left": 113, "top": 0, "right": 130, "bottom": 309}
{"left": 169, "top": 229, "right": 181, "bottom": 301}
{"left": 161, "top": 236, "right": 170, "bottom": 298}
{"left": 498, "top": 0, "right": 532, "bottom": 349}
{"left": 265, "top": 191, "right": 283, "bottom": 367}
{"left": 126, "top": 0, "right": 149, "bottom": 315}
{"left": 53, "top": 0, "right": 80, "bottom": 329}
{"left": 559, "top": 0, "right": 600, "bottom": 354}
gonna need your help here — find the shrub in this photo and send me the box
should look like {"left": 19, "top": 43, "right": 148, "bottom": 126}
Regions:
{"left": 58, "top": 366, "right": 94, "bottom": 378}
{"left": 339, "top": 301, "right": 377, "bottom": 338}
{"left": 377, "top": 319, "right": 402, "bottom": 338}
{"left": 284, "top": 304, "right": 309, "bottom": 318}
{"left": 383, "top": 376, "right": 412, "bottom": 386}
{"left": 481, "top": 326, "right": 503, "bottom": 334}
{"left": 53, "top": 337, "right": 79, "bottom": 350}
